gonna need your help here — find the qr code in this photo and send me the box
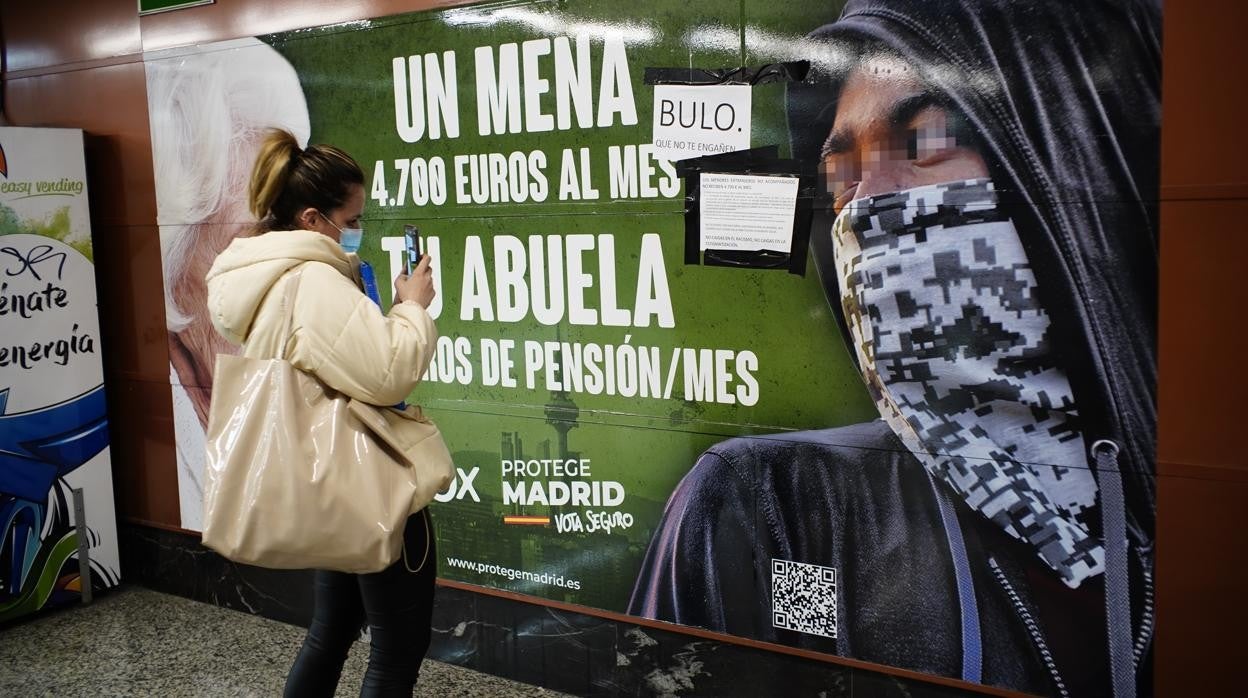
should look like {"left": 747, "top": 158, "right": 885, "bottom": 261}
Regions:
{"left": 771, "top": 558, "right": 837, "bottom": 639}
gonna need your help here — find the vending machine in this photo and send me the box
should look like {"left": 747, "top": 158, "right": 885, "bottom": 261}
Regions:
{"left": 0, "top": 127, "right": 120, "bottom": 623}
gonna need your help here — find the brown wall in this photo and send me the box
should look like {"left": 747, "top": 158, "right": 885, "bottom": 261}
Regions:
{"left": 1154, "top": 0, "right": 1248, "bottom": 694}
{"left": 4, "top": 0, "right": 1246, "bottom": 692}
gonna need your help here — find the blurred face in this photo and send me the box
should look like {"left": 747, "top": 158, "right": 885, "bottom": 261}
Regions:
{"left": 821, "top": 56, "right": 989, "bottom": 214}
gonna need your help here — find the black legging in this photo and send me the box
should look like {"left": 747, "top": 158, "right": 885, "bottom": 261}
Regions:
{"left": 284, "top": 510, "right": 436, "bottom": 697}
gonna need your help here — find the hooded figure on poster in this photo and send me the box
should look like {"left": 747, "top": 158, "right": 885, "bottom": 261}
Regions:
{"left": 629, "top": 1, "right": 1160, "bottom": 696}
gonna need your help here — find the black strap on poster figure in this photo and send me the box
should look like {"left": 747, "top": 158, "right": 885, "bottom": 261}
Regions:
{"left": 645, "top": 61, "right": 816, "bottom": 275}
{"left": 642, "top": 61, "right": 809, "bottom": 87}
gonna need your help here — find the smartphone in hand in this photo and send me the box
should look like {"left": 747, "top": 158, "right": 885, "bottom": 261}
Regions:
{"left": 403, "top": 224, "right": 422, "bottom": 275}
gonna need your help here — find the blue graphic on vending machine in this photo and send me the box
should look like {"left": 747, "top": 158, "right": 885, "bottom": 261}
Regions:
{"left": 0, "top": 383, "right": 117, "bottom": 620}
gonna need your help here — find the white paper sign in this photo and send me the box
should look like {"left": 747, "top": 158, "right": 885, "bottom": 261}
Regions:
{"left": 699, "top": 173, "right": 799, "bottom": 253}
{"left": 652, "top": 85, "right": 751, "bottom": 162}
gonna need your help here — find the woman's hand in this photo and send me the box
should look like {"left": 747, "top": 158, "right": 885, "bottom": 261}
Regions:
{"left": 394, "top": 255, "right": 436, "bottom": 308}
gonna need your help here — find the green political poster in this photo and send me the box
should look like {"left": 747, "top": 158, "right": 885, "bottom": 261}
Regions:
{"left": 271, "top": 1, "right": 874, "bottom": 610}
{"left": 147, "top": 1, "right": 1161, "bottom": 694}
{"left": 149, "top": 2, "right": 874, "bottom": 603}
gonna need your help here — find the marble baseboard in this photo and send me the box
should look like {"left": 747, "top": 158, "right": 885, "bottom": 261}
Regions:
{"left": 119, "top": 523, "right": 979, "bottom": 697}
{"left": 119, "top": 522, "right": 315, "bottom": 627}
{"left": 425, "top": 588, "right": 975, "bottom": 697}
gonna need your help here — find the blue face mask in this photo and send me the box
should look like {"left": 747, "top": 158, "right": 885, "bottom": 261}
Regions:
{"left": 320, "top": 211, "right": 364, "bottom": 253}
{"left": 337, "top": 227, "right": 364, "bottom": 253}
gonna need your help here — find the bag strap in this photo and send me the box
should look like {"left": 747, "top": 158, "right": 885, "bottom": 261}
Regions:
{"left": 275, "top": 265, "right": 306, "bottom": 361}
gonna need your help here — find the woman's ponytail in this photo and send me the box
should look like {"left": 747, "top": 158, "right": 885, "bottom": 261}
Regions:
{"left": 248, "top": 129, "right": 300, "bottom": 221}
{"left": 247, "top": 128, "right": 364, "bottom": 232}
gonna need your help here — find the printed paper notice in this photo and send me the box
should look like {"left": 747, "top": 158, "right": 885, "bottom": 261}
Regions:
{"left": 699, "top": 174, "right": 799, "bottom": 253}
{"left": 652, "top": 85, "right": 751, "bottom": 162}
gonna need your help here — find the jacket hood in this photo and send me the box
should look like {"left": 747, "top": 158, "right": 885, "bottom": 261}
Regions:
{"left": 205, "top": 229, "right": 354, "bottom": 346}
{"left": 787, "top": 0, "right": 1161, "bottom": 535}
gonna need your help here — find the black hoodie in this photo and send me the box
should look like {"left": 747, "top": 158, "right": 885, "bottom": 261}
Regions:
{"left": 790, "top": 0, "right": 1160, "bottom": 538}
{"left": 629, "top": 2, "right": 1160, "bottom": 696}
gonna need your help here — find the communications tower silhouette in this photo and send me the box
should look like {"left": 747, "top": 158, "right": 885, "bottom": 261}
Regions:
{"left": 543, "top": 329, "right": 580, "bottom": 458}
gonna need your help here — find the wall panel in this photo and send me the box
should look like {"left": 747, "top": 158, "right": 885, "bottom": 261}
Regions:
{"left": 1156, "top": 198, "right": 1248, "bottom": 471}
{"left": 103, "top": 378, "right": 180, "bottom": 525}
{"left": 5, "top": 62, "right": 156, "bottom": 226}
{"left": 1155, "top": 0, "right": 1248, "bottom": 693}
{"left": 1, "top": 0, "right": 142, "bottom": 73}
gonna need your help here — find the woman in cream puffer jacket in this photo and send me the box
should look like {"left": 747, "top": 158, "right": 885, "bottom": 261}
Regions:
{"left": 206, "top": 227, "right": 435, "bottom": 406}
{"left": 205, "top": 129, "right": 439, "bottom": 697}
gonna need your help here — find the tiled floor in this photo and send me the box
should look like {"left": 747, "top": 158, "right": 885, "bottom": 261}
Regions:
{"left": 0, "top": 586, "right": 571, "bottom": 697}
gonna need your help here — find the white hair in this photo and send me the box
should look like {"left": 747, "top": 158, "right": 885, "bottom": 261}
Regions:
{"left": 146, "top": 37, "right": 310, "bottom": 332}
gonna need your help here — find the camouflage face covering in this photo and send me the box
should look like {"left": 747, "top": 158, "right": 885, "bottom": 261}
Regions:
{"left": 832, "top": 179, "right": 1104, "bottom": 588}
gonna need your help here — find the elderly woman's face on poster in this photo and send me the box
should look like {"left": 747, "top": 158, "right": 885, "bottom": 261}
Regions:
{"left": 165, "top": 156, "right": 260, "bottom": 426}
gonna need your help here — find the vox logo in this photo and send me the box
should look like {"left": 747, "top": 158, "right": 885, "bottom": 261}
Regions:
{"left": 433, "top": 466, "right": 481, "bottom": 503}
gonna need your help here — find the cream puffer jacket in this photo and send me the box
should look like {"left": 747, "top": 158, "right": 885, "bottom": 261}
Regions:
{"left": 205, "top": 229, "right": 436, "bottom": 406}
